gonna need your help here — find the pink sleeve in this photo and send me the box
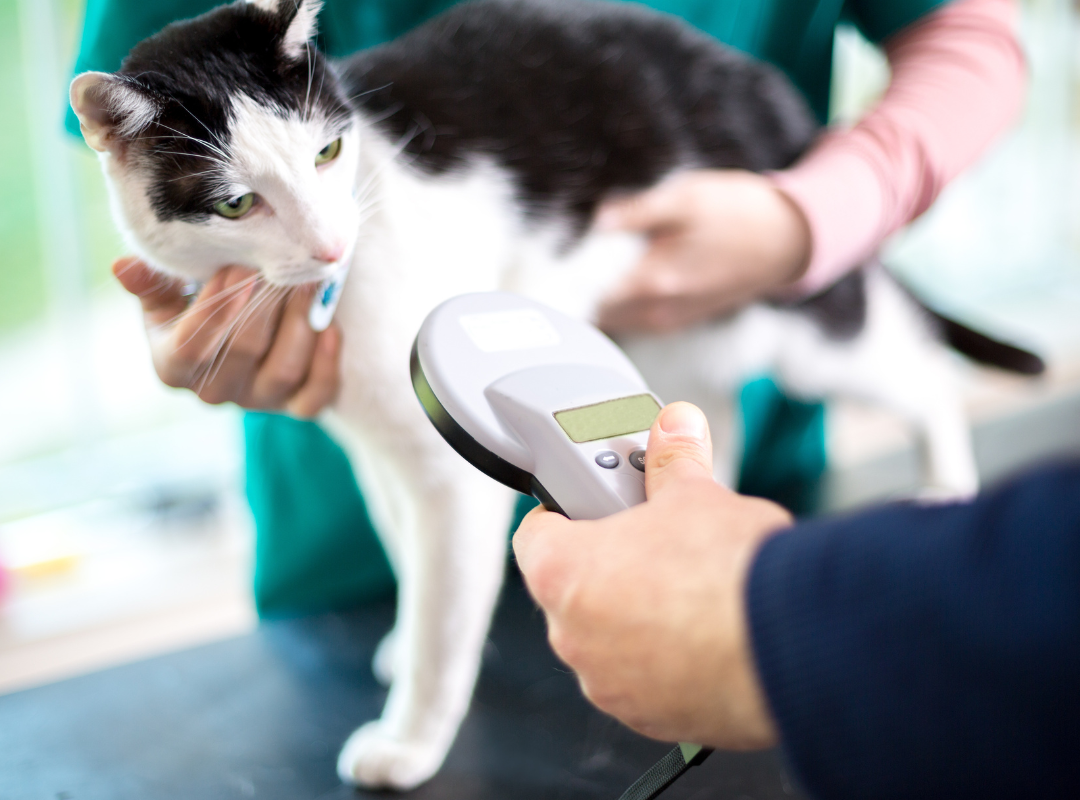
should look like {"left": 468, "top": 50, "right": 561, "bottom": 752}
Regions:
{"left": 768, "top": 0, "right": 1026, "bottom": 296}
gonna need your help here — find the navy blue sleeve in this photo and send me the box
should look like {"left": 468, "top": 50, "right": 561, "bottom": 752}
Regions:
{"left": 747, "top": 461, "right": 1080, "bottom": 800}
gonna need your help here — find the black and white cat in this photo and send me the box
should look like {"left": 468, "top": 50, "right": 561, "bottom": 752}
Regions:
{"left": 70, "top": 0, "right": 1019, "bottom": 789}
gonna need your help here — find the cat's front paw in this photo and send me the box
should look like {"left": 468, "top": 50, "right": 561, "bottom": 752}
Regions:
{"left": 336, "top": 720, "right": 448, "bottom": 790}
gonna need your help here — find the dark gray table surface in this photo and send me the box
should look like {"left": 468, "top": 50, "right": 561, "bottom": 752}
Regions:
{"left": 0, "top": 568, "right": 805, "bottom": 800}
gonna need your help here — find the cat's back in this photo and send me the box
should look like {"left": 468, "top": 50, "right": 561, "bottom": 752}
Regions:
{"left": 340, "top": 0, "right": 816, "bottom": 222}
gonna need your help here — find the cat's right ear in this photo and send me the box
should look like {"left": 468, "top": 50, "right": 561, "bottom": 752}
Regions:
{"left": 70, "top": 72, "right": 158, "bottom": 154}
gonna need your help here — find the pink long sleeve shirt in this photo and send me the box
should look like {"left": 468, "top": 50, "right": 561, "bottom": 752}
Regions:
{"left": 769, "top": 0, "right": 1026, "bottom": 296}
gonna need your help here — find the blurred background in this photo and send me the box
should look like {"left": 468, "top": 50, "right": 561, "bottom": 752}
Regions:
{"left": 0, "top": 0, "right": 1078, "bottom": 692}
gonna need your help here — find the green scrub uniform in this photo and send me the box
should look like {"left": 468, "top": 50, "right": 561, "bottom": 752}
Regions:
{"left": 70, "top": 0, "right": 948, "bottom": 615}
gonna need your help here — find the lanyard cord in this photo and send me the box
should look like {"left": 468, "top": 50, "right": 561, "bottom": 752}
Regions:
{"left": 617, "top": 743, "right": 712, "bottom": 800}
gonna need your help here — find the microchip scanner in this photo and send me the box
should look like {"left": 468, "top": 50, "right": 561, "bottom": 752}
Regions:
{"left": 411, "top": 292, "right": 660, "bottom": 518}
{"left": 411, "top": 292, "right": 710, "bottom": 800}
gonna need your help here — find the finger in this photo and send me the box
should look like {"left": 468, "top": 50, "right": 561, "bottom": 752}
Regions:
{"left": 594, "top": 181, "right": 687, "bottom": 234}
{"left": 195, "top": 281, "right": 292, "bottom": 404}
{"left": 644, "top": 402, "right": 716, "bottom": 499}
{"left": 112, "top": 257, "right": 188, "bottom": 325}
{"left": 158, "top": 268, "right": 256, "bottom": 387}
{"left": 284, "top": 324, "right": 343, "bottom": 417}
{"left": 249, "top": 286, "right": 321, "bottom": 408}
{"left": 217, "top": 282, "right": 295, "bottom": 379}
{"left": 512, "top": 506, "right": 582, "bottom": 611}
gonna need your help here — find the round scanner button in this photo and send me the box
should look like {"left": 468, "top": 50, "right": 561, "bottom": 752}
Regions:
{"left": 629, "top": 450, "right": 646, "bottom": 472}
{"left": 594, "top": 451, "right": 620, "bottom": 469}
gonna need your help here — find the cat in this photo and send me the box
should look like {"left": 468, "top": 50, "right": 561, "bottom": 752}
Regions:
{"left": 69, "top": 0, "right": 1035, "bottom": 789}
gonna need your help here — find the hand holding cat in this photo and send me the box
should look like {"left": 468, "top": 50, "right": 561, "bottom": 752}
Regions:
{"left": 113, "top": 258, "right": 341, "bottom": 417}
{"left": 595, "top": 170, "right": 811, "bottom": 333}
{"left": 513, "top": 402, "right": 790, "bottom": 750}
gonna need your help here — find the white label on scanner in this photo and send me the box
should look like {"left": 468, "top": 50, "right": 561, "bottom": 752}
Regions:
{"left": 459, "top": 309, "right": 561, "bottom": 352}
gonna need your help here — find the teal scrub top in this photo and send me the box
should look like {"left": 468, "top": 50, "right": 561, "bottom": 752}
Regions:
{"left": 70, "top": 0, "right": 947, "bottom": 615}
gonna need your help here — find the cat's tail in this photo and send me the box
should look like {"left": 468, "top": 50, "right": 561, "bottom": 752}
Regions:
{"left": 927, "top": 308, "right": 1046, "bottom": 375}
{"left": 894, "top": 273, "right": 1047, "bottom": 375}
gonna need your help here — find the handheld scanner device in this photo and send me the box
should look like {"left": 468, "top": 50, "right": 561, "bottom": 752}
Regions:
{"left": 412, "top": 292, "right": 711, "bottom": 800}
{"left": 411, "top": 292, "right": 659, "bottom": 519}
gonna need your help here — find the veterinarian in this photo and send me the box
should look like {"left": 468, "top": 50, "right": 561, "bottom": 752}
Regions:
{"left": 72, "top": 0, "right": 1025, "bottom": 615}
{"left": 514, "top": 400, "right": 1080, "bottom": 799}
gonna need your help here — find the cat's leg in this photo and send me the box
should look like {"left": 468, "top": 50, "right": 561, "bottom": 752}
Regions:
{"left": 774, "top": 275, "right": 979, "bottom": 500}
{"left": 333, "top": 430, "right": 517, "bottom": 789}
{"left": 322, "top": 414, "right": 408, "bottom": 686}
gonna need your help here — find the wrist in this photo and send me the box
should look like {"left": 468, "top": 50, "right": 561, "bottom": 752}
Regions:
{"left": 724, "top": 526, "right": 782, "bottom": 748}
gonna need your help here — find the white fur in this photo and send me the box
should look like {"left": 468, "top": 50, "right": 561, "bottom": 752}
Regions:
{"left": 92, "top": 95, "right": 359, "bottom": 285}
{"left": 84, "top": 89, "right": 979, "bottom": 790}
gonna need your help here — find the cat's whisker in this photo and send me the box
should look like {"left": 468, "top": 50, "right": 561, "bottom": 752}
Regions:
{"left": 195, "top": 283, "right": 290, "bottom": 393}
{"left": 313, "top": 57, "right": 328, "bottom": 119}
{"left": 347, "top": 132, "right": 414, "bottom": 213}
{"left": 162, "top": 168, "right": 228, "bottom": 183}
{"left": 158, "top": 99, "right": 234, "bottom": 161}
{"left": 151, "top": 149, "right": 230, "bottom": 168}
{"left": 189, "top": 285, "right": 273, "bottom": 392}
{"left": 159, "top": 275, "right": 261, "bottom": 349}
{"left": 303, "top": 37, "right": 315, "bottom": 120}
{"left": 165, "top": 274, "right": 260, "bottom": 327}
{"left": 152, "top": 129, "right": 230, "bottom": 164}
{"left": 347, "top": 83, "right": 392, "bottom": 104}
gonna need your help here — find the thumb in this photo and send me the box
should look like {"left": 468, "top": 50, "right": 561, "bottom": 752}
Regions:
{"left": 594, "top": 181, "right": 685, "bottom": 234}
{"left": 644, "top": 402, "right": 715, "bottom": 498}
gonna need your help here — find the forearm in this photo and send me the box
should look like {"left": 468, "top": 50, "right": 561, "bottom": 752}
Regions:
{"left": 770, "top": 0, "right": 1026, "bottom": 295}
{"left": 747, "top": 461, "right": 1080, "bottom": 798}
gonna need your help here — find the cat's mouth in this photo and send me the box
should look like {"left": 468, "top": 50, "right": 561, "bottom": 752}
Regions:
{"left": 265, "top": 253, "right": 351, "bottom": 287}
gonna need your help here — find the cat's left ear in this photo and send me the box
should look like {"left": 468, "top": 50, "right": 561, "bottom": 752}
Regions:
{"left": 70, "top": 72, "right": 158, "bottom": 154}
{"left": 249, "top": 0, "right": 323, "bottom": 59}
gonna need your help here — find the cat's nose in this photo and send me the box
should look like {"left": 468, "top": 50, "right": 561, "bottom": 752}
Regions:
{"left": 313, "top": 240, "right": 346, "bottom": 264}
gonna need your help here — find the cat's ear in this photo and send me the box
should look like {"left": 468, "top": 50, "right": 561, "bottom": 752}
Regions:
{"left": 247, "top": 0, "right": 322, "bottom": 59}
{"left": 70, "top": 72, "right": 158, "bottom": 154}
{"left": 280, "top": 0, "right": 323, "bottom": 59}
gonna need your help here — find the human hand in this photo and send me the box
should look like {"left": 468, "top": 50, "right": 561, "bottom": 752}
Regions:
{"left": 513, "top": 402, "right": 791, "bottom": 749}
{"left": 595, "top": 170, "right": 810, "bottom": 334}
{"left": 113, "top": 257, "right": 341, "bottom": 416}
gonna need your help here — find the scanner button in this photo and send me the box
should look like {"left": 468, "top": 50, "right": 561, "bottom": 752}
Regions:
{"left": 629, "top": 450, "right": 647, "bottom": 472}
{"left": 594, "top": 451, "right": 620, "bottom": 469}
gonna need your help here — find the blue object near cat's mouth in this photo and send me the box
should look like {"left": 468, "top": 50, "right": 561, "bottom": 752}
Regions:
{"left": 309, "top": 264, "right": 350, "bottom": 332}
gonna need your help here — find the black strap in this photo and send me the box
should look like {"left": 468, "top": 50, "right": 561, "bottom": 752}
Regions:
{"left": 617, "top": 744, "right": 712, "bottom": 800}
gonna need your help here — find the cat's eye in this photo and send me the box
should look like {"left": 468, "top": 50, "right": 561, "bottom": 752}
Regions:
{"left": 213, "top": 193, "right": 256, "bottom": 219}
{"left": 315, "top": 138, "right": 342, "bottom": 166}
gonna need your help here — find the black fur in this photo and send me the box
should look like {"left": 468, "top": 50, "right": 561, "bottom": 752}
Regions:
{"left": 110, "top": 0, "right": 817, "bottom": 230}
{"left": 102, "top": 0, "right": 1050, "bottom": 370}
{"left": 789, "top": 270, "right": 867, "bottom": 341}
{"left": 341, "top": 0, "right": 818, "bottom": 230}
{"left": 929, "top": 308, "right": 1046, "bottom": 375}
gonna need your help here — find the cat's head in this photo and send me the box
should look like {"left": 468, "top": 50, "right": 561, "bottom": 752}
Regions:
{"left": 70, "top": 0, "right": 361, "bottom": 287}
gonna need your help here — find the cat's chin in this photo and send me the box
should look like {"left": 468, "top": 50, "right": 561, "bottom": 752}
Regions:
{"left": 264, "top": 263, "right": 341, "bottom": 287}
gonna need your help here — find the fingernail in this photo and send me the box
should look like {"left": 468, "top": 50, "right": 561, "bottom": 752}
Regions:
{"left": 658, "top": 403, "right": 707, "bottom": 439}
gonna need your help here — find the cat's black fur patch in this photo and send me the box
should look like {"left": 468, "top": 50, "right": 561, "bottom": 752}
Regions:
{"left": 107, "top": 0, "right": 879, "bottom": 343}
{"left": 115, "top": 1, "right": 352, "bottom": 222}
{"left": 788, "top": 270, "right": 867, "bottom": 341}
{"left": 342, "top": 0, "right": 818, "bottom": 231}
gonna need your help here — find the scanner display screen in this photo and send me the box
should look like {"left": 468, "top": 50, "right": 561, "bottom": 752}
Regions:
{"left": 554, "top": 394, "right": 661, "bottom": 443}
